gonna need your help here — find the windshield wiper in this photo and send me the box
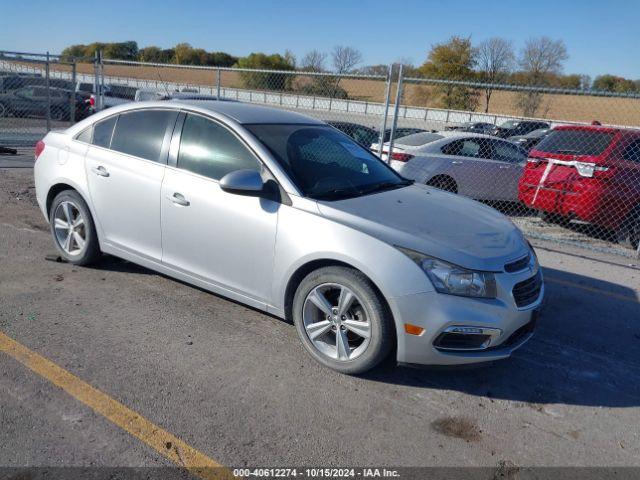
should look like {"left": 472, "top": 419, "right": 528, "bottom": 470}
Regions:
{"left": 310, "top": 187, "right": 362, "bottom": 200}
{"left": 359, "top": 179, "right": 413, "bottom": 196}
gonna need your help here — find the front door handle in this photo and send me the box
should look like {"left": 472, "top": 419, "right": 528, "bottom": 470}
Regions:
{"left": 168, "top": 192, "right": 190, "bottom": 207}
{"left": 499, "top": 165, "right": 511, "bottom": 169}
{"left": 451, "top": 161, "right": 463, "bottom": 165}
{"left": 92, "top": 165, "right": 109, "bottom": 177}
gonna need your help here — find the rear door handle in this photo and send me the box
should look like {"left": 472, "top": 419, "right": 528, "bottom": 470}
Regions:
{"left": 168, "top": 192, "right": 190, "bottom": 207}
{"left": 499, "top": 165, "right": 511, "bottom": 169}
{"left": 91, "top": 165, "right": 109, "bottom": 177}
{"left": 451, "top": 161, "right": 463, "bottom": 165}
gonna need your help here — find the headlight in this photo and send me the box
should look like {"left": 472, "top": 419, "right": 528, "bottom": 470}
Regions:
{"left": 397, "top": 247, "right": 497, "bottom": 298}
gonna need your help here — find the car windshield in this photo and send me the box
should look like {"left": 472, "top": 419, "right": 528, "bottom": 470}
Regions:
{"left": 534, "top": 130, "right": 615, "bottom": 156}
{"left": 246, "top": 124, "right": 410, "bottom": 200}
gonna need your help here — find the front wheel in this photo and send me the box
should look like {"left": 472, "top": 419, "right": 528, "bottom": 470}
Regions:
{"left": 49, "top": 190, "right": 101, "bottom": 265}
{"left": 293, "top": 266, "right": 394, "bottom": 375}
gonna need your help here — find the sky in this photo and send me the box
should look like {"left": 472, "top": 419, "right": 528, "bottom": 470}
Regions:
{"left": 2, "top": 0, "right": 639, "bottom": 79}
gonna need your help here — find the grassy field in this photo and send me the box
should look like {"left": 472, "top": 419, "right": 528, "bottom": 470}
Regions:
{"left": 13, "top": 60, "right": 640, "bottom": 126}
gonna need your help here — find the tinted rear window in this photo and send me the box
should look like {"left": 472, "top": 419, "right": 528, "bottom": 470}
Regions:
{"left": 110, "top": 110, "right": 176, "bottom": 162}
{"left": 534, "top": 130, "right": 615, "bottom": 156}
{"left": 397, "top": 132, "right": 443, "bottom": 146}
{"left": 92, "top": 116, "right": 117, "bottom": 148}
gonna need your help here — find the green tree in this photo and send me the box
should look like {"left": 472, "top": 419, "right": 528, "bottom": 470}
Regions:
{"left": 138, "top": 46, "right": 163, "bottom": 63}
{"left": 60, "top": 44, "right": 88, "bottom": 61}
{"left": 103, "top": 41, "right": 138, "bottom": 60}
{"left": 235, "top": 52, "right": 295, "bottom": 90}
{"left": 418, "top": 36, "right": 478, "bottom": 110}
{"left": 593, "top": 74, "right": 637, "bottom": 93}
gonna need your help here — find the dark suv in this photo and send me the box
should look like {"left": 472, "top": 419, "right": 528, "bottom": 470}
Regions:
{"left": 493, "top": 120, "right": 550, "bottom": 138}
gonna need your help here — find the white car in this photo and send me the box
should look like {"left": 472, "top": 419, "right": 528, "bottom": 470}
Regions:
{"left": 374, "top": 132, "right": 528, "bottom": 202}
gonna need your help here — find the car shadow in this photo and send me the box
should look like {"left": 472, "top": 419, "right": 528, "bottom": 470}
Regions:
{"left": 362, "top": 266, "right": 640, "bottom": 408}
{"left": 91, "top": 255, "right": 640, "bottom": 407}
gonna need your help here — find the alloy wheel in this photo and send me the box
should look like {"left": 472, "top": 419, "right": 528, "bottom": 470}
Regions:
{"left": 53, "top": 201, "right": 87, "bottom": 256}
{"left": 302, "top": 283, "right": 371, "bottom": 361}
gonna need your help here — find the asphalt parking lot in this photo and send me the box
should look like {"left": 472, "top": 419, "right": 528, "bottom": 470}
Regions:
{"left": 1, "top": 167, "right": 640, "bottom": 477}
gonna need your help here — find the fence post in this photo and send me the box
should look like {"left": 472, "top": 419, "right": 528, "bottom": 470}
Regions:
{"left": 387, "top": 64, "right": 405, "bottom": 163}
{"left": 45, "top": 52, "right": 51, "bottom": 132}
{"left": 216, "top": 67, "right": 221, "bottom": 99}
{"left": 70, "top": 60, "right": 77, "bottom": 124}
{"left": 377, "top": 64, "right": 393, "bottom": 160}
{"left": 99, "top": 50, "right": 105, "bottom": 111}
{"left": 93, "top": 51, "right": 100, "bottom": 110}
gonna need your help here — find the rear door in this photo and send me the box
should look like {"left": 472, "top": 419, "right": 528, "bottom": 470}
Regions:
{"left": 489, "top": 140, "right": 527, "bottom": 201}
{"left": 85, "top": 109, "right": 178, "bottom": 261}
{"left": 440, "top": 138, "right": 495, "bottom": 199}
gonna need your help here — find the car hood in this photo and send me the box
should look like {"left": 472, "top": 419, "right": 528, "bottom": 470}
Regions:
{"left": 317, "top": 184, "right": 528, "bottom": 272}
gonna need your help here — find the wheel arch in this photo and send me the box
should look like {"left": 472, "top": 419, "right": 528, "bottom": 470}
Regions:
{"left": 283, "top": 258, "right": 394, "bottom": 331}
{"left": 426, "top": 174, "right": 458, "bottom": 193}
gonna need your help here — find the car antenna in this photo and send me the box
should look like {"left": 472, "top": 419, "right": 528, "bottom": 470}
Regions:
{"left": 156, "top": 71, "right": 171, "bottom": 99}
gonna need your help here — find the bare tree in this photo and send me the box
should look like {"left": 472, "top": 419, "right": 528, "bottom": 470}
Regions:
{"left": 330, "top": 45, "right": 363, "bottom": 98}
{"left": 332, "top": 45, "right": 363, "bottom": 74}
{"left": 476, "top": 38, "right": 515, "bottom": 112}
{"left": 300, "top": 50, "right": 327, "bottom": 72}
{"left": 516, "top": 37, "right": 568, "bottom": 116}
{"left": 519, "top": 37, "right": 568, "bottom": 82}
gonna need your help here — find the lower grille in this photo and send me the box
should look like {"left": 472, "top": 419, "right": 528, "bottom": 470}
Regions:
{"left": 512, "top": 271, "right": 542, "bottom": 308}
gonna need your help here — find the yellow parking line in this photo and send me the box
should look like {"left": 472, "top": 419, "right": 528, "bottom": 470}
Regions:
{"left": 545, "top": 276, "right": 639, "bottom": 304}
{"left": 0, "top": 331, "right": 232, "bottom": 480}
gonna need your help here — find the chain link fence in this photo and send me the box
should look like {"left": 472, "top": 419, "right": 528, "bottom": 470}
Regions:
{"left": 1, "top": 50, "right": 639, "bottom": 258}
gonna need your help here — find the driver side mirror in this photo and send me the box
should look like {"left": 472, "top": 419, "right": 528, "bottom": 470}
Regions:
{"left": 219, "top": 169, "right": 264, "bottom": 195}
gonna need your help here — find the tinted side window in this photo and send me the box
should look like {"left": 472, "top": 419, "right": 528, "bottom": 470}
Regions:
{"left": 92, "top": 116, "right": 117, "bottom": 148}
{"left": 493, "top": 141, "right": 526, "bottom": 163}
{"left": 441, "top": 140, "right": 462, "bottom": 156}
{"left": 621, "top": 139, "right": 640, "bottom": 162}
{"left": 76, "top": 126, "right": 93, "bottom": 143}
{"left": 178, "top": 114, "right": 260, "bottom": 180}
{"left": 111, "top": 110, "right": 175, "bottom": 162}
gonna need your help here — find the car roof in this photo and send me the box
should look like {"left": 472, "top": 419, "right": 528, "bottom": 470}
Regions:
{"left": 397, "top": 131, "right": 494, "bottom": 143}
{"left": 170, "top": 100, "right": 324, "bottom": 125}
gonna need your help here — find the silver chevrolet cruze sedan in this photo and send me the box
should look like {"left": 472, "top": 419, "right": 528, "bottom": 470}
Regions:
{"left": 34, "top": 101, "right": 543, "bottom": 374}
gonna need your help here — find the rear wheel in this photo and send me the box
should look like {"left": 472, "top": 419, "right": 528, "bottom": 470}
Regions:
{"left": 540, "top": 211, "right": 570, "bottom": 226}
{"left": 293, "top": 266, "right": 394, "bottom": 375}
{"left": 618, "top": 206, "right": 640, "bottom": 250}
{"left": 49, "top": 190, "right": 101, "bottom": 265}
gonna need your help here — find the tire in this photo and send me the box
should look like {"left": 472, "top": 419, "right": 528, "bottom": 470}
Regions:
{"left": 540, "top": 211, "right": 569, "bottom": 226}
{"left": 292, "top": 266, "right": 394, "bottom": 375}
{"left": 49, "top": 190, "right": 101, "bottom": 265}
{"left": 427, "top": 176, "right": 458, "bottom": 194}
{"left": 618, "top": 206, "right": 640, "bottom": 250}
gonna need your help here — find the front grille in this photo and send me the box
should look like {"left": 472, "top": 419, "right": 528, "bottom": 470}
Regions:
{"left": 512, "top": 271, "right": 542, "bottom": 308}
{"left": 505, "top": 253, "right": 531, "bottom": 273}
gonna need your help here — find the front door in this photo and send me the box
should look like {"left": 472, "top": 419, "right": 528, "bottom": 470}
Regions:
{"left": 160, "top": 112, "right": 279, "bottom": 304}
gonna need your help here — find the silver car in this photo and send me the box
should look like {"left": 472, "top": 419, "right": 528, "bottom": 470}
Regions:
{"left": 376, "top": 132, "right": 528, "bottom": 202}
{"left": 34, "top": 101, "right": 543, "bottom": 374}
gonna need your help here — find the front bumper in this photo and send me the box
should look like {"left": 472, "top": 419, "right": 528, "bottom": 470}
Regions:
{"left": 388, "top": 267, "right": 543, "bottom": 366}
